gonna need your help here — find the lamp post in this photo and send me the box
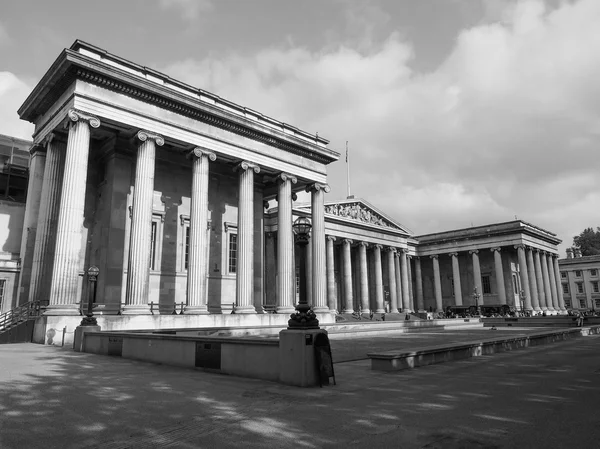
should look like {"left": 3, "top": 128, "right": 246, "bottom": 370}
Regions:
{"left": 519, "top": 290, "right": 526, "bottom": 316}
{"left": 81, "top": 266, "right": 99, "bottom": 326}
{"left": 473, "top": 286, "right": 481, "bottom": 316}
{"left": 288, "top": 217, "right": 319, "bottom": 329}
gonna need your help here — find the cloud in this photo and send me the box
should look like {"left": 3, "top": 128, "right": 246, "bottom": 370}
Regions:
{"left": 0, "top": 72, "right": 34, "bottom": 140}
{"left": 158, "top": 0, "right": 212, "bottom": 21}
{"left": 158, "top": 0, "right": 600, "bottom": 254}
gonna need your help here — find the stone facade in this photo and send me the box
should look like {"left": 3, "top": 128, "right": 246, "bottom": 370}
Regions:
{"left": 558, "top": 251, "right": 600, "bottom": 311}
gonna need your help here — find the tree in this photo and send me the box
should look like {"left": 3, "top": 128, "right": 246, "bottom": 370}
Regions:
{"left": 572, "top": 227, "right": 600, "bottom": 256}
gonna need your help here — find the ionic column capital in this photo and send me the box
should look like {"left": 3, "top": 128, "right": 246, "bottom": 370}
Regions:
{"left": 514, "top": 244, "right": 526, "bottom": 250}
{"left": 234, "top": 161, "right": 260, "bottom": 173}
{"left": 342, "top": 238, "right": 353, "bottom": 246}
{"left": 277, "top": 172, "right": 297, "bottom": 184}
{"left": 386, "top": 247, "right": 397, "bottom": 253}
{"left": 326, "top": 235, "right": 337, "bottom": 243}
{"left": 66, "top": 108, "right": 101, "bottom": 129}
{"left": 448, "top": 252, "right": 459, "bottom": 257}
{"left": 358, "top": 241, "right": 369, "bottom": 248}
{"left": 373, "top": 244, "right": 383, "bottom": 250}
{"left": 490, "top": 247, "right": 502, "bottom": 253}
{"left": 430, "top": 254, "right": 439, "bottom": 260}
{"left": 136, "top": 130, "right": 164, "bottom": 146}
{"left": 190, "top": 147, "right": 217, "bottom": 161}
{"left": 469, "top": 249, "right": 479, "bottom": 255}
{"left": 306, "top": 182, "right": 331, "bottom": 193}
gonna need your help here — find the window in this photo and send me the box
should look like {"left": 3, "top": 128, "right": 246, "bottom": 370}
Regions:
{"left": 228, "top": 233, "right": 238, "bottom": 274}
{"left": 149, "top": 214, "right": 164, "bottom": 270}
{"left": 481, "top": 275, "right": 491, "bottom": 294}
{"left": 450, "top": 278, "right": 455, "bottom": 296}
{"left": 184, "top": 225, "right": 190, "bottom": 270}
{"left": 577, "top": 283, "right": 584, "bottom": 294}
{"left": 562, "top": 283, "right": 569, "bottom": 294}
{"left": 560, "top": 271, "right": 567, "bottom": 279}
{"left": 595, "top": 299, "right": 600, "bottom": 308}
{"left": 575, "top": 270, "right": 582, "bottom": 277}
{"left": 0, "top": 279, "right": 5, "bottom": 311}
{"left": 579, "top": 299, "right": 587, "bottom": 308}
{"left": 593, "top": 281, "right": 599, "bottom": 293}
{"left": 564, "top": 299, "right": 571, "bottom": 308}
{"left": 591, "top": 269, "right": 598, "bottom": 277}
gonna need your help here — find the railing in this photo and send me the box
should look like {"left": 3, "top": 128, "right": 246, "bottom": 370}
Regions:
{"left": 0, "top": 300, "right": 48, "bottom": 332}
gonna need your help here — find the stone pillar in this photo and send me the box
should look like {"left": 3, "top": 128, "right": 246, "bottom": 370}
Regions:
{"left": 431, "top": 255, "right": 443, "bottom": 312}
{"left": 533, "top": 249, "right": 547, "bottom": 311}
{"left": 29, "top": 135, "right": 66, "bottom": 305}
{"left": 342, "top": 239, "right": 354, "bottom": 313}
{"left": 541, "top": 251, "right": 555, "bottom": 312}
{"left": 234, "top": 161, "right": 260, "bottom": 313}
{"left": 17, "top": 143, "right": 46, "bottom": 306}
{"left": 386, "top": 247, "right": 398, "bottom": 313}
{"left": 123, "top": 130, "right": 163, "bottom": 315}
{"left": 394, "top": 252, "right": 402, "bottom": 311}
{"left": 275, "top": 173, "right": 297, "bottom": 314}
{"left": 306, "top": 238, "right": 313, "bottom": 306}
{"left": 449, "top": 252, "right": 462, "bottom": 306}
{"left": 185, "top": 148, "right": 216, "bottom": 314}
{"left": 308, "top": 183, "right": 330, "bottom": 312}
{"left": 46, "top": 110, "right": 100, "bottom": 315}
{"left": 490, "top": 248, "right": 507, "bottom": 305}
{"left": 547, "top": 253, "right": 560, "bottom": 313}
{"left": 414, "top": 257, "right": 425, "bottom": 311}
{"left": 515, "top": 245, "right": 533, "bottom": 311}
{"left": 400, "top": 249, "right": 411, "bottom": 311}
{"left": 526, "top": 247, "right": 541, "bottom": 311}
{"left": 326, "top": 236, "right": 337, "bottom": 311}
{"left": 358, "top": 242, "right": 370, "bottom": 313}
{"left": 373, "top": 244, "right": 385, "bottom": 313}
{"left": 552, "top": 256, "right": 567, "bottom": 312}
{"left": 470, "top": 250, "right": 483, "bottom": 302}
{"left": 407, "top": 255, "right": 415, "bottom": 311}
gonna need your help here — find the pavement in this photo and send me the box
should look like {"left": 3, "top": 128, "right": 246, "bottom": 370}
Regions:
{"left": 1, "top": 328, "right": 600, "bottom": 448}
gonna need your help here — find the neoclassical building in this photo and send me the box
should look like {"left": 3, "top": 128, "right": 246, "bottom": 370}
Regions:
{"left": 559, "top": 249, "right": 600, "bottom": 311}
{"left": 6, "top": 40, "right": 569, "bottom": 344}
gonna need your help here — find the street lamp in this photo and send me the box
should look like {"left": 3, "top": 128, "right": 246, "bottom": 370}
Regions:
{"left": 81, "top": 266, "right": 99, "bottom": 326}
{"left": 519, "top": 290, "right": 526, "bottom": 316}
{"left": 288, "top": 217, "right": 319, "bottom": 329}
{"left": 472, "top": 286, "right": 481, "bottom": 316}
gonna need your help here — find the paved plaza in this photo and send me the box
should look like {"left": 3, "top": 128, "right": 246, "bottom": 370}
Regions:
{"left": 1, "top": 330, "right": 600, "bottom": 448}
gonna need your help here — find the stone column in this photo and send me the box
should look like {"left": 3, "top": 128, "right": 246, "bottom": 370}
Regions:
{"left": 552, "top": 256, "right": 567, "bottom": 312}
{"left": 29, "top": 135, "right": 66, "bottom": 304}
{"left": 358, "top": 242, "right": 370, "bottom": 313}
{"left": 308, "top": 182, "right": 330, "bottom": 312}
{"left": 407, "top": 255, "right": 415, "bottom": 311}
{"left": 185, "top": 148, "right": 216, "bottom": 314}
{"left": 449, "top": 252, "right": 463, "bottom": 306}
{"left": 546, "top": 253, "right": 560, "bottom": 313}
{"left": 373, "top": 244, "right": 385, "bottom": 313}
{"left": 234, "top": 161, "right": 260, "bottom": 313}
{"left": 275, "top": 173, "right": 297, "bottom": 314}
{"left": 306, "top": 237, "right": 313, "bottom": 306}
{"left": 394, "top": 252, "right": 402, "bottom": 311}
{"left": 526, "top": 247, "right": 541, "bottom": 312}
{"left": 123, "top": 130, "right": 163, "bottom": 315}
{"left": 414, "top": 257, "right": 425, "bottom": 311}
{"left": 540, "top": 251, "right": 555, "bottom": 312}
{"left": 17, "top": 143, "right": 46, "bottom": 306}
{"left": 515, "top": 244, "right": 533, "bottom": 311}
{"left": 326, "top": 236, "right": 337, "bottom": 311}
{"left": 490, "top": 248, "right": 507, "bottom": 305}
{"left": 400, "top": 249, "right": 411, "bottom": 311}
{"left": 533, "top": 249, "right": 547, "bottom": 311}
{"left": 342, "top": 239, "right": 354, "bottom": 313}
{"left": 470, "top": 250, "right": 483, "bottom": 302}
{"left": 431, "top": 255, "right": 443, "bottom": 312}
{"left": 386, "top": 247, "right": 398, "bottom": 313}
{"left": 46, "top": 110, "right": 100, "bottom": 315}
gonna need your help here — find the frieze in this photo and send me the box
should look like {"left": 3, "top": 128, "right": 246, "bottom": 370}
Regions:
{"left": 324, "top": 202, "right": 400, "bottom": 230}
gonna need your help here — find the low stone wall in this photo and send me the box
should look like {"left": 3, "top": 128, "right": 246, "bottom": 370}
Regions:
{"left": 368, "top": 327, "right": 600, "bottom": 372}
{"left": 83, "top": 331, "right": 281, "bottom": 381}
{"left": 483, "top": 316, "right": 600, "bottom": 328}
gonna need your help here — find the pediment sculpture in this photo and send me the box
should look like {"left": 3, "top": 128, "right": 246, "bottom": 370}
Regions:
{"left": 324, "top": 202, "right": 400, "bottom": 230}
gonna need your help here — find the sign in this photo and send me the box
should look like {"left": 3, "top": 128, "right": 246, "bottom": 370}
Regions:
{"left": 314, "top": 333, "right": 336, "bottom": 387}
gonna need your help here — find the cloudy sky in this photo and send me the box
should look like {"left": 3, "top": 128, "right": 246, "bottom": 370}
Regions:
{"left": 1, "top": 0, "right": 599, "bottom": 254}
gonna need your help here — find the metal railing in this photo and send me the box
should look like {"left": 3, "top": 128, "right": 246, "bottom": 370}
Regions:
{"left": 0, "top": 300, "right": 48, "bottom": 332}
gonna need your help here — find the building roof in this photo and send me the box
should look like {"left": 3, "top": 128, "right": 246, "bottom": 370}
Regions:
{"left": 558, "top": 254, "right": 600, "bottom": 264}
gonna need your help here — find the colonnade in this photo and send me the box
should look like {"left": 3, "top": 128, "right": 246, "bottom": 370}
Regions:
{"left": 30, "top": 108, "right": 330, "bottom": 316}
{"left": 324, "top": 240, "right": 415, "bottom": 313}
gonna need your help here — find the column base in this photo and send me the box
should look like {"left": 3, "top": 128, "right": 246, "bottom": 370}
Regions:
{"left": 313, "top": 306, "right": 330, "bottom": 313}
{"left": 183, "top": 306, "right": 209, "bottom": 315}
{"left": 121, "top": 304, "right": 152, "bottom": 315}
{"left": 374, "top": 308, "right": 386, "bottom": 313}
{"left": 276, "top": 306, "right": 296, "bottom": 315}
{"left": 234, "top": 305, "right": 256, "bottom": 314}
{"left": 342, "top": 308, "right": 354, "bottom": 314}
{"left": 44, "top": 305, "right": 81, "bottom": 316}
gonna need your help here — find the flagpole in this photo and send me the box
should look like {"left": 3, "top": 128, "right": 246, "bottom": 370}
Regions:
{"left": 346, "top": 141, "right": 351, "bottom": 198}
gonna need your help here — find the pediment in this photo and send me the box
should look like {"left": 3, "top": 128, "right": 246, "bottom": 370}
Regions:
{"left": 297, "top": 198, "right": 411, "bottom": 234}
